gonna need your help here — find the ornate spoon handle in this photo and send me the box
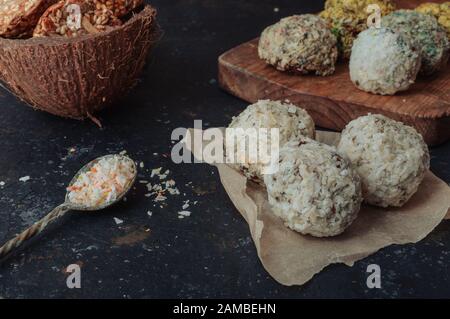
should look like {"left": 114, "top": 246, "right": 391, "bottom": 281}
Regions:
{"left": 0, "top": 204, "right": 71, "bottom": 259}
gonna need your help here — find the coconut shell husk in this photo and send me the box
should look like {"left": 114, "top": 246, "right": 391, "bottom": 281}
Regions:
{"left": 0, "top": 5, "right": 159, "bottom": 120}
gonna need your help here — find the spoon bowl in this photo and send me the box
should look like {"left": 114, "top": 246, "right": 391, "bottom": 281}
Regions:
{"left": 65, "top": 154, "right": 137, "bottom": 211}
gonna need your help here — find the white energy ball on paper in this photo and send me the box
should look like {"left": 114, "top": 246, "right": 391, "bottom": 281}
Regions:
{"left": 337, "top": 114, "right": 430, "bottom": 208}
{"left": 264, "top": 137, "right": 362, "bottom": 237}
{"left": 227, "top": 99, "right": 315, "bottom": 184}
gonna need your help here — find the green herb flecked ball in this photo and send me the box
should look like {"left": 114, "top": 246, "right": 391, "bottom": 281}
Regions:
{"left": 382, "top": 10, "right": 449, "bottom": 75}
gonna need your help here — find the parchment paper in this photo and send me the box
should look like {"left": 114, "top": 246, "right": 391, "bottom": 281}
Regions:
{"left": 186, "top": 129, "right": 450, "bottom": 286}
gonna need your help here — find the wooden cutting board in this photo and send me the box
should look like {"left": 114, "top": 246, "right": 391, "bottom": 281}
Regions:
{"left": 218, "top": 0, "right": 450, "bottom": 146}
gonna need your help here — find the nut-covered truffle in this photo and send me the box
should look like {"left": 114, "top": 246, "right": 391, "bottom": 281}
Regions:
{"left": 33, "top": 0, "right": 143, "bottom": 37}
{"left": 337, "top": 114, "right": 430, "bottom": 208}
{"left": 227, "top": 100, "right": 315, "bottom": 184}
{"left": 258, "top": 14, "right": 338, "bottom": 76}
{"left": 382, "top": 10, "right": 450, "bottom": 75}
{"left": 96, "top": 0, "right": 143, "bottom": 18}
{"left": 350, "top": 27, "right": 421, "bottom": 95}
{"left": 264, "top": 137, "right": 362, "bottom": 237}
{"left": 320, "top": 0, "right": 396, "bottom": 59}
{"left": 0, "top": 0, "right": 57, "bottom": 38}
{"left": 416, "top": 2, "right": 450, "bottom": 39}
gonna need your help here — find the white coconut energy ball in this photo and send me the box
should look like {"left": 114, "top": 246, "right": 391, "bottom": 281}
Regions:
{"left": 227, "top": 100, "right": 315, "bottom": 184}
{"left": 264, "top": 137, "right": 362, "bottom": 237}
{"left": 350, "top": 27, "right": 421, "bottom": 95}
{"left": 258, "top": 14, "right": 338, "bottom": 76}
{"left": 337, "top": 114, "right": 430, "bottom": 208}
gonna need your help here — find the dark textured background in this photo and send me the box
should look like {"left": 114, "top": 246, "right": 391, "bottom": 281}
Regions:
{"left": 0, "top": 0, "right": 449, "bottom": 298}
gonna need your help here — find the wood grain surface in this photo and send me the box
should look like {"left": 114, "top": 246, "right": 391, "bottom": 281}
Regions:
{"left": 218, "top": 0, "right": 450, "bottom": 145}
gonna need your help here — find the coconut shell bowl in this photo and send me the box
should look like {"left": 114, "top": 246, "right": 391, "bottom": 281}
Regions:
{"left": 0, "top": 5, "right": 158, "bottom": 120}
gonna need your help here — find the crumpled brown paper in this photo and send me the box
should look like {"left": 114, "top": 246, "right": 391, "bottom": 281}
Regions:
{"left": 186, "top": 129, "right": 450, "bottom": 286}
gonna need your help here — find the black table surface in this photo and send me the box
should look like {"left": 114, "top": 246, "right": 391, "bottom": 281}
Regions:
{"left": 0, "top": 0, "right": 449, "bottom": 299}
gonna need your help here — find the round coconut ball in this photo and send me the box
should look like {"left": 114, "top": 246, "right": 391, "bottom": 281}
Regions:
{"left": 382, "top": 10, "right": 449, "bottom": 75}
{"left": 350, "top": 27, "right": 421, "bottom": 95}
{"left": 337, "top": 114, "right": 430, "bottom": 208}
{"left": 258, "top": 14, "right": 338, "bottom": 76}
{"left": 227, "top": 100, "right": 315, "bottom": 184}
{"left": 264, "top": 137, "right": 362, "bottom": 237}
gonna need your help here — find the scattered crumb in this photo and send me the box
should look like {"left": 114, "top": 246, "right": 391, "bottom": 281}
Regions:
{"left": 147, "top": 211, "right": 153, "bottom": 217}
{"left": 154, "top": 194, "right": 167, "bottom": 202}
{"left": 114, "top": 217, "right": 124, "bottom": 225}
{"left": 178, "top": 211, "right": 191, "bottom": 217}
{"left": 151, "top": 167, "right": 162, "bottom": 178}
{"left": 0, "top": 181, "right": 4, "bottom": 186}
{"left": 19, "top": 176, "right": 30, "bottom": 182}
{"left": 274, "top": 7, "right": 279, "bottom": 12}
{"left": 167, "top": 187, "right": 180, "bottom": 195}
{"left": 159, "top": 170, "right": 169, "bottom": 180}
{"left": 139, "top": 180, "right": 149, "bottom": 184}
{"left": 145, "top": 168, "right": 180, "bottom": 203}
{"left": 166, "top": 180, "right": 176, "bottom": 187}
{"left": 140, "top": 162, "right": 144, "bottom": 168}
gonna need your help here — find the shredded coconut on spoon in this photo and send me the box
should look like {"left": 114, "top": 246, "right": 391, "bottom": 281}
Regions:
{"left": 67, "top": 155, "right": 136, "bottom": 207}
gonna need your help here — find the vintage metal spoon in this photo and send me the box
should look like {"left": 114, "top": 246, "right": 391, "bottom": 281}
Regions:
{"left": 0, "top": 154, "right": 137, "bottom": 259}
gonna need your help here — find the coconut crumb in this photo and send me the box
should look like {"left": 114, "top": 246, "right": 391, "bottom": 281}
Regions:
{"left": 178, "top": 211, "right": 191, "bottom": 217}
{"left": 19, "top": 176, "right": 30, "bottom": 182}
{"left": 154, "top": 194, "right": 167, "bottom": 202}
{"left": 145, "top": 168, "right": 180, "bottom": 203}
{"left": 114, "top": 217, "right": 124, "bottom": 225}
{"left": 151, "top": 167, "right": 162, "bottom": 178}
{"left": 182, "top": 200, "right": 190, "bottom": 210}
{"left": 159, "top": 170, "right": 169, "bottom": 180}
